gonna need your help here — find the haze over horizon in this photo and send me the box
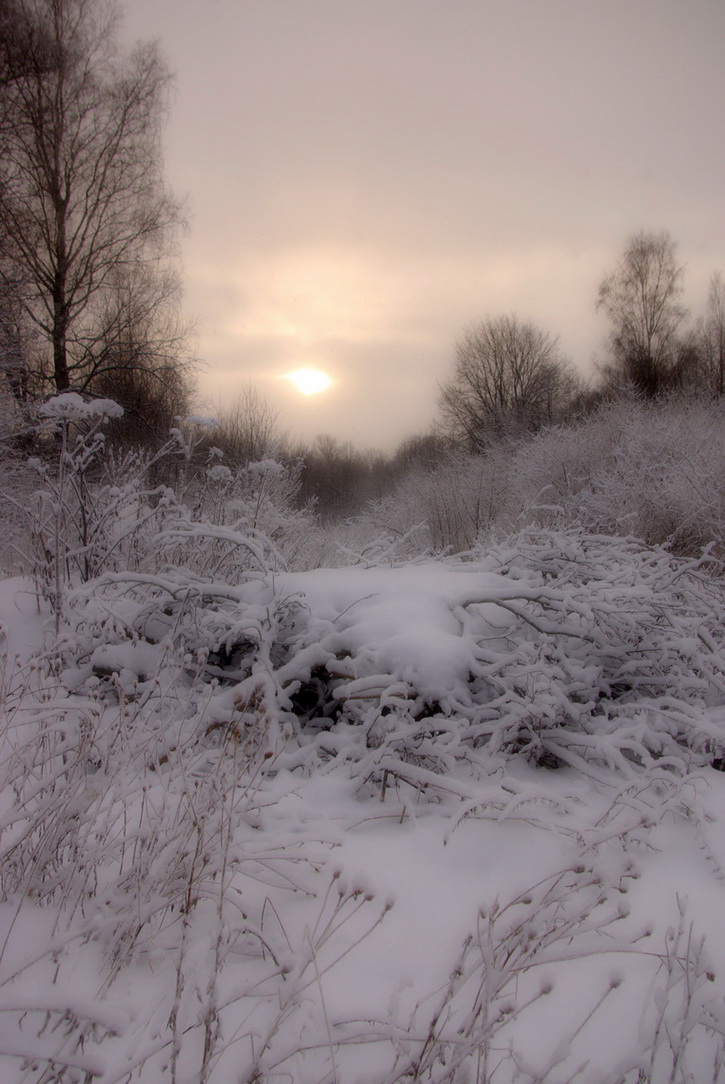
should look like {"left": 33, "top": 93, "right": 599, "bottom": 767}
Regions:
{"left": 122, "top": 0, "right": 725, "bottom": 451}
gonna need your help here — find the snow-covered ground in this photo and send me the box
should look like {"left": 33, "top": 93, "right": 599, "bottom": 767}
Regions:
{"left": 2, "top": 532, "right": 725, "bottom": 1082}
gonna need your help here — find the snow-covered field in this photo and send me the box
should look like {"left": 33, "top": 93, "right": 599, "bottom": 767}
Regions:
{"left": 2, "top": 524, "right": 725, "bottom": 1083}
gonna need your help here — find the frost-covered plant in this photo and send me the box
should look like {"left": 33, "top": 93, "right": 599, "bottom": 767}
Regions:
{"left": 28, "top": 394, "right": 124, "bottom": 629}
{"left": 3, "top": 524, "right": 725, "bottom": 1080}
{"left": 15, "top": 395, "right": 196, "bottom": 602}
{"left": 6, "top": 404, "right": 725, "bottom": 1082}
{"left": 509, "top": 397, "right": 725, "bottom": 556}
{"left": 0, "top": 636, "right": 390, "bottom": 1082}
{"left": 155, "top": 455, "right": 313, "bottom": 580}
{"left": 354, "top": 397, "right": 725, "bottom": 560}
{"left": 17, "top": 402, "right": 319, "bottom": 633}
{"left": 380, "top": 861, "right": 639, "bottom": 1082}
{"left": 271, "top": 530, "right": 725, "bottom": 785}
{"left": 56, "top": 528, "right": 725, "bottom": 789}
{"left": 638, "top": 897, "right": 725, "bottom": 1084}
{"left": 64, "top": 565, "right": 308, "bottom": 725}
{"left": 363, "top": 446, "right": 516, "bottom": 555}
{"left": 371, "top": 844, "right": 725, "bottom": 1083}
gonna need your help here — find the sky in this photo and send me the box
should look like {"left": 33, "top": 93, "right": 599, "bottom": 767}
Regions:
{"left": 120, "top": 0, "right": 725, "bottom": 452}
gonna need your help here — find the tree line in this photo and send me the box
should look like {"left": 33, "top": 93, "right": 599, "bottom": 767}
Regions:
{"left": 291, "top": 231, "right": 725, "bottom": 516}
{"left": 439, "top": 231, "right": 725, "bottom": 452}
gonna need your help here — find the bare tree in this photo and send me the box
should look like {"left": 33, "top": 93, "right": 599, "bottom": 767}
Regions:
{"left": 0, "top": 0, "right": 184, "bottom": 400}
{"left": 438, "top": 314, "right": 575, "bottom": 451}
{"left": 0, "top": 0, "right": 57, "bottom": 92}
{"left": 210, "top": 384, "right": 286, "bottom": 466}
{"left": 700, "top": 271, "right": 725, "bottom": 398}
{"left": 596, "top": 231, "right": 688, "bottom": 398}
{"left": 393, "top": 432, "right": 450, "bottom": 475}
{"left": 82, "top": 262, "right": 194, "bottom": 442}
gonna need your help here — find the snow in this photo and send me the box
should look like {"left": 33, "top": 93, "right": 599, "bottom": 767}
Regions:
{"left": 278, "top": 563, "right": 510, "bottom": 697}
{"left": 0, "top": 578, "right": 48, "bottom": 660}
{"left": 2, "top": 538, "right": 725, "bottom": 1082}
{"left": 39, "top": 392, "right": 124, "bottom": 420}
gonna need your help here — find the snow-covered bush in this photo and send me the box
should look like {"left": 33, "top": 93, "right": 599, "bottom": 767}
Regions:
{"left": 13, "top": 399, "right": 319, "bottom": 628}
{"left": 5, "top": 394, "right": 725, "bottom": 1080}
{"left": 24, "top": 394, "right": 126, "bottom": 628}
{"left": 356, "top": 397, "right": 725, "bottom": 560}
{"left": 266, "top": 530, "right": 725, "bottom": 788}
{"left": 156, "top": 453, "right": 316, "bottom": 579}
{"left": 510, "top": 397, "right": 725, "bottom": 555}
{"left": 0, "top": 615, "right": 389, "bottom": 1081}
{"left": 363, "top": 445, "right": 516, "bottom": 555}
{"left": 53, "top": 528, "right": 725, "bottom": 790}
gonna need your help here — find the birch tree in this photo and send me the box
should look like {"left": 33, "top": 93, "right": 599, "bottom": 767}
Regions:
{"left": 701, "top": 271, "right": 725, "bottom": 398}
{"left": 596, "top": 231, "right": 688, "bottom": 398}
{"left": 0, "top": 0, "right": 185, "bottom": 402}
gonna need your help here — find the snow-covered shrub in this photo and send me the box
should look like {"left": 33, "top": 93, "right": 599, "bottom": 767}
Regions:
{"left": 6, "top": 391, "right": 725, "bottom": 1080}
{"left": 381, "top": 860, "right": 640, "bottom": 1082}
{"left": 156, "top": 454, "right": 315, "bottom": 579}
{"left": 19, "top": 402, "right": 237, "bottom": 637}
{"left": 367, "top": 802, "right": 725, "bottom": 1083}
{"left": 0, "top": 622, "right": 389, "bottom": 1081}
{"left": 510, "top": 397, "right": 725, "bottom": 556}
{"left": 16, "top": 402, "right": 319, "bottom": 631}
{"left": 56, "top": 528, "right": 725, "bottom": 790}
{"left": 24, "top": 394, "right": 125, "bottom": 628}
{"left": 270, "top": 530, "right": 725, "bottom": 784}
{"left": 65, "top": 567, "right": 308, "bottom": 737}
{"left": 363, "top": 446, "right": 516, "bottom": 556}
{"left": 3, "top": 600, "right": 723, "bottom": 1081}
{"left": 356, "top": 397, "right": 725, "bottom": 561}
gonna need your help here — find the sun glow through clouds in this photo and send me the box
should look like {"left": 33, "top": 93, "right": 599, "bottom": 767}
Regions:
{"left": 286, "top": 368, "right": 332, "bottom": 395}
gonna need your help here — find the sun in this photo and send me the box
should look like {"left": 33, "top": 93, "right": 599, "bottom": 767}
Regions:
{"left": 286, "top": 368, "right": 332, "bottom": 396}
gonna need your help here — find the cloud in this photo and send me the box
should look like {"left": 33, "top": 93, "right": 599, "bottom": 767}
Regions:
{"left": 190, "top": 240, "right": 619, "bottom": 449}
{"left": 124, "top": 0, "right": 725, "bottom": 450}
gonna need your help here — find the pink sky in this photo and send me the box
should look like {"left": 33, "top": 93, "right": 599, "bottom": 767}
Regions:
{"left": 122, "top": 0, "right": 725, "bottom": 450}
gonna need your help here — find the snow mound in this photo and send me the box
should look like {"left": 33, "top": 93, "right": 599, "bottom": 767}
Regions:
{"left": 56, "top": 530, "right": 725, "bottom": 785}
{"left": 278, "top": 562, "right": 511, "bottom": 698}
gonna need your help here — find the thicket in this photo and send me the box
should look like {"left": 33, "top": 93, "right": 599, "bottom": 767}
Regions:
{"left": 363, "top": 395, "right": 725, "bottom": 560}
